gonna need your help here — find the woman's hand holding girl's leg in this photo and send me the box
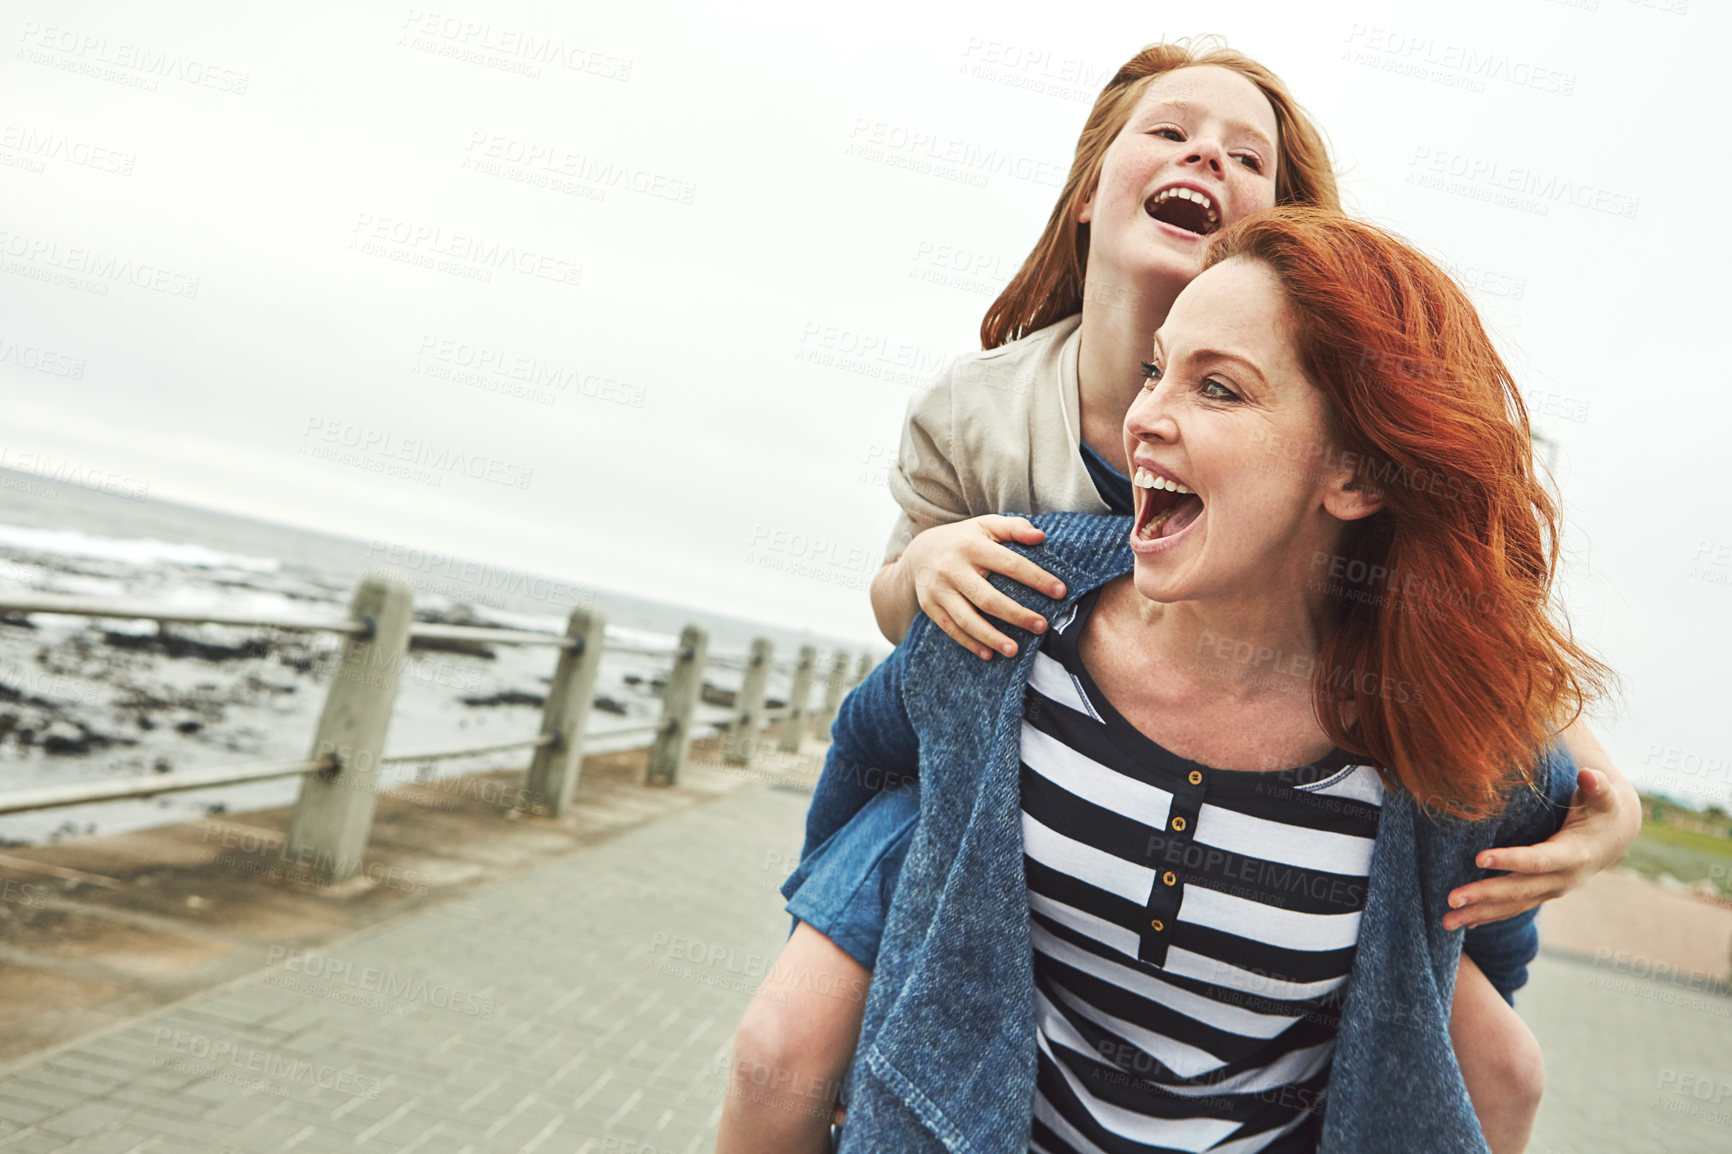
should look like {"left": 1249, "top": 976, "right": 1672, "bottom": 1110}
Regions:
{"left": 715, "top": 921, "right": 870, "bottom": 1154}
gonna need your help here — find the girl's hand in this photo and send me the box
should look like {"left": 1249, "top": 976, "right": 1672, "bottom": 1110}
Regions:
{"left": 897, "top": 515, "right": 1067, "bottom": 660}
{"left": 1442, "top": 766, "right": 1637, "bottom": 930}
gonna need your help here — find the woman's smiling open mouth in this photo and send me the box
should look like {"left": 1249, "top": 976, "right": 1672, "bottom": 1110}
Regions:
{"left": 1132, "top": 464, "right": 1205, "bottom": 544}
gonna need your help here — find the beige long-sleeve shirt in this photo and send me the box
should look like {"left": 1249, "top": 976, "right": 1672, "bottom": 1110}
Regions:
{"left": 883, "top": 312, "right": 1112, "bottom": 562}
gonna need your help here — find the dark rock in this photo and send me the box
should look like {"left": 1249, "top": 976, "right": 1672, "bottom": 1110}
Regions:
{"left": 102, "top": 631, "right": 271, "bottom": 662}
{"left": 175, "top": 720, "right": 203, "bottom": 734}
{"left": 459, "top": 690, "right": 545, "bottom": 708}
{"left": 0, "top": 682, "right": 58, "bottom": 710}
{"left": 410, "top": 605, "right": 499, "bottom": 659}
{"left": 593, "top": 696, "right": 627, "bottom": 715}
{"left": 408, "top": 635, "right": 496, "bottom": 659}
{"left": 39, "top": 720, "right": 133, "bottom": 756}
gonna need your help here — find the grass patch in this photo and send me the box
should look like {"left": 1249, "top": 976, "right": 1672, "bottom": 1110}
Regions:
{"left": 1619, "top": 821, "right": 1732, "bottom": 897}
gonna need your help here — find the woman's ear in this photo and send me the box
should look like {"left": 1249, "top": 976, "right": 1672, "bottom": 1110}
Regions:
{"left": 1325, "top": 471, "right": 1385, "bottom": 522}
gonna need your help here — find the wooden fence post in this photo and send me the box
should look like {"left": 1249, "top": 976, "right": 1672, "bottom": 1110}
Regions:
{"left": 778, "top": 644, "right": 817, "bottom": 754}
{"left": 524, "top": 606, "right": 607, "bottom": 817}
{"left": 647, "top": 624, "right": 708, "bottom": 786}
{"left": 726, "top": 637, "right": 772, "bottom": 768}
{"left": 283, "top": 573, "right": 414, "bottom": 885}
{"left": 815, "top": 650, "right": 850, "bottom": 740}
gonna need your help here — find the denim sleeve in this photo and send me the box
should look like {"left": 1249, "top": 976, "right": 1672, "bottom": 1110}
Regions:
{"left": 791, "top": 619, "right": 924, "bottom": 869}
{"left": 1461, "top": 740, "right": 1579, "bottom": 1004}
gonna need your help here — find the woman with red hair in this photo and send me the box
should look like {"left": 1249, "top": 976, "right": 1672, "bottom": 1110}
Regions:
{"left": 718, "top": 37, "right": 1631, "bottom": 1154}
{"left": 764, "top": 206, "right": 1610, "bottom": 1152}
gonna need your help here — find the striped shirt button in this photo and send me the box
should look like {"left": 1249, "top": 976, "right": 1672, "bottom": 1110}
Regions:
{"left": 1188, "top": 770, "right": 1203, "bottom": 785}
{"left": 1149, "top": 919, "right": 1164, "bottom": 931}
{"left": 1162, "top": 871, "right": 1177, "bottom": 887}
{"left": 1171, "top": 816, "right": 1186, "bottom": 831}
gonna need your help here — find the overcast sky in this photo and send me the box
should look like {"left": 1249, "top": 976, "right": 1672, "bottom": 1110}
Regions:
{"left": 2, "top": 0, "right": 1728, "bottom": 806}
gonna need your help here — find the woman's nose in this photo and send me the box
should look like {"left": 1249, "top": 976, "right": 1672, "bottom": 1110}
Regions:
{"left": 1125, "top": 383, "right": 1179, "bottom": 442}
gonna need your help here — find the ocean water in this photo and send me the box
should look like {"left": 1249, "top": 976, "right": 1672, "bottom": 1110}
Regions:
{"left": 0, "top": 468, "right": 864, "bottom": 846}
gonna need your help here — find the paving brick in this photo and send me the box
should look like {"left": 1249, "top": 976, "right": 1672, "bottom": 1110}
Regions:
{"left": 33, "top": 1102, "right": 134, "bottom": 1142}
{"left": 51, "top": 1127, "right": 159, "bottom": 1154}
{"left": 0, "top": 787, "right": 808, "bottom": 1152}
{"left": 0, "top": 1128, "right": 71, "bottom": 1153}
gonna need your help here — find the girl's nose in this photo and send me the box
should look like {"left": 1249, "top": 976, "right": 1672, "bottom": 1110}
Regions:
{"left": 1184, "top": 138, "right": 1225, "bottom": 175}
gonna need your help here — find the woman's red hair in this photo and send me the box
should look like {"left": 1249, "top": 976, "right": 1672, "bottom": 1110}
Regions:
{"left": 1206, "top": 207, "right": 1613, "bottom": 819}
{"left": 982, "top": 36, "right": 1339, "bottom": 350}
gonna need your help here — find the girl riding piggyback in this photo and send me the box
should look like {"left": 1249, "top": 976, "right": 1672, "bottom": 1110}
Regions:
{"left": 717, "top": 36, "right": 1636, "bottom": 1154}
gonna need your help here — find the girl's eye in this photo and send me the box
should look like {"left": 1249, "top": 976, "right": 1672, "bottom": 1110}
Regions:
{"left": 1153, "top": 127, "right": 1184, "bottom": 142}
{"left": 1202, "top": 377, "right": 1240, "bottom": 401}
{"left": 1235, "top": 154, "right": 1264, "bottom": 172}
{"left": 1139, "top": 360, "right": 1163, "bottom": 386}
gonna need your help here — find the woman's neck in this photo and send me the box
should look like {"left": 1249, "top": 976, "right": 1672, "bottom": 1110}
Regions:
{"left": 1103, "top": 574, "right": 1333, "bottom": 704}
{"left": 1075, "top": 266, "right": 1182, "bottom": 473}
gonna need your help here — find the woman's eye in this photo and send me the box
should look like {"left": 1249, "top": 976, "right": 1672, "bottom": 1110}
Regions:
{"left": 1139, "top": 360, "right": 1163, "bottom": 386}
{"left": 1153, "top": 127, "right": 1184, "bottom": 142}
{"left": 1202, "top": 377, "right": 1240, "bottom": 401}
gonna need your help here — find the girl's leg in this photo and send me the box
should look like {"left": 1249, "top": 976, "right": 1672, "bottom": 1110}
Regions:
{"left": 715, "top": 920, "right": 870, "bottom": 1154}
{"left": 1449, "top": 953, "right": 1545, "bottom": 1154}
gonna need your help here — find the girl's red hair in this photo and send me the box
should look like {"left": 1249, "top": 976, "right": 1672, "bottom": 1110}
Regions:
{"left": 1206, "top": 207, "right": 1613, "bottom": 819}
{"left": 982, "top": 36, "right": 1339, "bottom": 350}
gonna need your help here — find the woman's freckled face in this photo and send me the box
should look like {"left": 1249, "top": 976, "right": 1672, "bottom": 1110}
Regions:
{"left": 1123, "top": 257, "right": 1342, "bottom": 605}
{"left": 1080, "top": 65, "right": 1280, "bottom": 290}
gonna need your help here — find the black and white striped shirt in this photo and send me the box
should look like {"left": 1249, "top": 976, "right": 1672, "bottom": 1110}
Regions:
{"left": 1021, "top": 587, "right": 1385, "bottom": 1154}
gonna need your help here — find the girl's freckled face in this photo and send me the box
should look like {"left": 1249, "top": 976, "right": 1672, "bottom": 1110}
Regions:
{"left": 1081, "top": 65, "right": 1281, "bottom": 290}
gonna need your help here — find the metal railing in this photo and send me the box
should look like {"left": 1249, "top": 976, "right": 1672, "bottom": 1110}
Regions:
{"left": 0, "top": 573, "right": 878, "bottom": 885}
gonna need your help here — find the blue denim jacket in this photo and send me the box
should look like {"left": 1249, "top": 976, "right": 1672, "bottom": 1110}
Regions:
{"left": 786, "top": 512, "right": 1576, "bottom": 1154}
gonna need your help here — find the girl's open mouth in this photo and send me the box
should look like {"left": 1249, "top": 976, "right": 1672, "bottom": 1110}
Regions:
{"left": 1132, "top": 466, "right": 1204, "bottom": 544}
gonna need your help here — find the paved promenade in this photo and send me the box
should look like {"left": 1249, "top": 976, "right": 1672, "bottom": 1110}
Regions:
{"left": 1, "top": 770, "right": 1728, "bottom": 1152}
{"left": 0, "top": 775, "right": 810, "bottom": 1153}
